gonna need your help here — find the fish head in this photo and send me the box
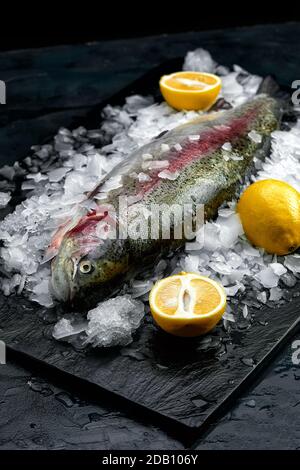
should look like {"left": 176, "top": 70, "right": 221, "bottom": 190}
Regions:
{"left": 50, "top": 209, "right": 129, "bottom": 305}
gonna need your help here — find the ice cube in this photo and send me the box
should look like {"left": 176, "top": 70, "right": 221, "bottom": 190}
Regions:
{"left": 142, "top": 160, "right": 169, "bottom": 171}
{"left": 125, "top": 95, "right": 154, "bottom": 113}
{"left": 142, "top": 153, "right": 153, "bottom": 161}
{"left": 161, "top": 144, "right": 170, "bottom": 153}
{"left": 210, "top": 261, "right": 233, "bottom": 275}
{"left": 137, "top": 172, "right": 152, "bottom": 182}
{"left": 174, "top": 143, "right": 182, "bottom": 152}
{"left": 242, "top": 305, "right": 249, "bottom": 318}
{"left": 158, "top": 170, "right": 179, "bottom": 180}
{"left": 202, "top": 222, "right": 221, "bottom": 251}
{"left": 284, "top": 254, "right": 300, "bottom": 273}
{"left": 223, "top": 311, "right": 236, "bottom": 322}
{"left": 53, "top": 319, "right": 74, "bottom": 339}
{"left": 27, "top": 172, "right": 48, "bottom": 183}
{"left": 226, "top": 252, "right": 242, "bottom": 269}
{"left": 0, "top": 191, "right": 11, "bottom": 208}
{"left": 257, "top": 291, "right": 267, "bottom": 303}
{"left": 218, "top": 213, "right": 244, "bottom": 248}
{"left": 85, "top": 295, "right": 145, "bottom": 348}
{"left": 269, "top": 287, "right": 283, "bottom": 301}
{"left": 131, "top": 279, "right": 153, "bottom": 298}
{"left": 0, "top": 273, "right": 24, "bottom": 296}
{"left": 53, "top": 318, "right": 86, "bottom": 340}
{"left": 281, "top": 272, "right": 297, "bottom": 287}
{"left": 221, "top": 73, "right": 244, "bottom": 105}
{"left": 242, "top": 245, "right": 261, "bottom": 257}
{"left": 231, "top": 154, "right": 244, "bottom": 161}
{"left": 256, "top": 267, "right": 280, "bottom": 288}
{"left": 183, "top": 48, "right": 217, "bottom": 73}
{"left": 48, "top": 167, "right": 70, "bottom": 183}
{"left": 248, "top": 130, "right": 262, "bottom": 144}
{"left": 270, "top": 263, "right": 287, "bottom": 276}
{"left": 185, "top": 240, "right": 204, "bottom": 251}
{"left": 0, "top": 165, "right": 15, "bottom": 181}
{"left": 184, "top": 254, "right": 199, "bottom": 272}
{"left": 225, "top": 283, "right": 242, "bottom": 296}
{"left": 30, "top": 278, "right": 54, "bottom": 307}
{"left": 222, "top": 142, "right": 232, "bottom": 152}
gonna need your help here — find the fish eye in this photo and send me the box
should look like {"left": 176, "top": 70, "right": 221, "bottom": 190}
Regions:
{"left": 79, "top": 260, "right": 93, "bottom": 274}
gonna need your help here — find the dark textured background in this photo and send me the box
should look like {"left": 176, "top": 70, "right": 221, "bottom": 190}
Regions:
{"left": 0, "top": 23, "right": 300, "bottom": 449}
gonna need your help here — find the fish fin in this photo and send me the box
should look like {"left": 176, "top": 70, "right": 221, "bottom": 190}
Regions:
{"left": 86, "top": 175, "right": 108, "bottom": 200}
{"left": 43, "top": 217, "right": 79, "bottom": 263}
{"left": 86, "top": 155, "right": 135, "bottom": 200}
{"left": 44, "top": 208, "right": 87, "bottom": 262}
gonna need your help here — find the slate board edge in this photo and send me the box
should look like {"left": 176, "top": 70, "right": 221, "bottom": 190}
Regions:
{"left": 6, "top": 310, "right": 300, "bottom": 443}
{"left": 191, "top": 314, "right": 300, "bottom": 445}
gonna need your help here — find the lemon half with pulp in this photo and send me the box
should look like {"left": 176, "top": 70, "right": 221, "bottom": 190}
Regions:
{"left": 159, "top": 71, "right": 221, "bottom": 111}
{"left": 149, "top": 272, "right": 226, "bottom": 337}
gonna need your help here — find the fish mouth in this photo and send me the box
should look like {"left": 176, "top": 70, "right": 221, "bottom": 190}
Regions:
{"left": 51, "top": 256, "right": 75, "bottom": 303}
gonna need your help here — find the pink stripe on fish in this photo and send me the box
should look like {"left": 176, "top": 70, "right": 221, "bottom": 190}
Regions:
{"left": 67, "top": 209, "right": 116, "bottom": 238}
{"left": 139, "top": 107, "right": 258, "bottom": 195}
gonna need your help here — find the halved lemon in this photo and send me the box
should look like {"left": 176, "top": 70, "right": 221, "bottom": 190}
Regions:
{"left": 159, "top": 71, "right": 221, "bottom": 111}
{"left": 149, "top": 272, "right": 227, "bottom": 337}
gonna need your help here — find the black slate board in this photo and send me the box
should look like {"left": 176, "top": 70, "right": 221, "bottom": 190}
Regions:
{"left": 0, "top": 59, "right": 300, "bottom": 437}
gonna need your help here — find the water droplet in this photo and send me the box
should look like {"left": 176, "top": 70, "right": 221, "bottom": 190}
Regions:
{"left": 245, "top": 399, "right": 256, "bottom": 408}
{"left": 191, "top": 395, "right": 211, "bottom": 411}
{"left": 241, "top": 357, "right": 255, "bottom": 367}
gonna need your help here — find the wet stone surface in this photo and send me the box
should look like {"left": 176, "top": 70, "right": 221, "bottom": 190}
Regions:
{"left": 0, "top": 336, "right": 300, "bottom": 450}
{"left": 1, "top": 291, "right": 299, "bottom": 432}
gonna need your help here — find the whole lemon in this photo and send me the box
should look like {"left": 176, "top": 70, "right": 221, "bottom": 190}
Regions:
{"left": 237, "top": 179, "right": 300, "bottom": 255}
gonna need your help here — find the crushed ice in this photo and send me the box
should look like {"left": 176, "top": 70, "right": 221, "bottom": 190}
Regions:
{"left": 0, "top": 48, "right": 299, "bottom": 347}
{"left": 84, "top": 295, "right": 145, "bottom": 347}
{"left": 0, "top": 191, "right": 11, "bottom": 208}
